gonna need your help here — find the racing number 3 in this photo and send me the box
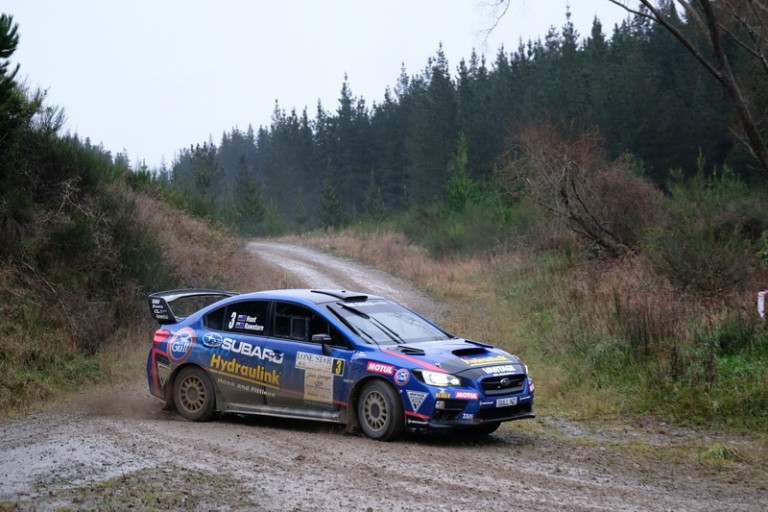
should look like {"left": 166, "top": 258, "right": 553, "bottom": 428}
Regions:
{"left": 334, "top": 359, "right": 344, "bottom": 376}
{"left": 228, "top": 311, "right": 237, "bottom": 329}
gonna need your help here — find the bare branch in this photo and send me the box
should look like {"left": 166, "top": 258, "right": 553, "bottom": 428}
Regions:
{"left": 606, "top": 0, "right": 768, "bottom": 179}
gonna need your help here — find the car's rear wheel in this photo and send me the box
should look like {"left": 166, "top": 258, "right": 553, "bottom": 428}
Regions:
{"left": 358, "top": 380, "right": 405, "bottom": 441}
{"left": 173, "top": 366, "right": 216, "bottom": 421}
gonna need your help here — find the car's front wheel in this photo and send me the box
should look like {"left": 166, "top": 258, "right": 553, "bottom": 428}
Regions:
{"left": 357, "top": 380, "right": 405, "bottom": 441}
{"left": 173, "top": 366, "right": 216, "bottom": 421}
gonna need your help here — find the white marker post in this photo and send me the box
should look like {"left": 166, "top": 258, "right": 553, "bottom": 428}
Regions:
{"left": 759, "top": 290, "right": 767, "bottom": 319}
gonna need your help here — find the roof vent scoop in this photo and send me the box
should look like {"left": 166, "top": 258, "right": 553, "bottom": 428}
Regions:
{"left": 311, "top": 289, "right": 369, "bottom": 302}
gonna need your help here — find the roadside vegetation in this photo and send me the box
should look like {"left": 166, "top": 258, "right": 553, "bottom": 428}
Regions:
{"left": 288, "top": 161, "right": 768, "bottom": 431}
{"left": 1, "top": 2, "right": 767, "bottom": 438}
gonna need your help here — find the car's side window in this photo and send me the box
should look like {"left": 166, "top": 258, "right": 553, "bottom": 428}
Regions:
{"left": 204, "top": 307, "right": 227, "bottom": 330}
{"left": 326, "top": 324, "right": 351, "bottom": 349}
{"left": 220, "top": 301, "right": 269, "bottom": 335}
{"left": 272, "top": 302, "right": 351, "bottom": 348}
{"left": 273, "top": 302, "right": 312, "bottom": 341}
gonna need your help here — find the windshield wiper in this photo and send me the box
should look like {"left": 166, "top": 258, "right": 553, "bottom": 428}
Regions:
{"left": 327, "top": 305, "right": 379, "bottom": 345}
{"left": 338, "top": 304, "right": 405, "bottom": 344}
{"left": 338, "top": 303, "right": 371, "bottom": 319}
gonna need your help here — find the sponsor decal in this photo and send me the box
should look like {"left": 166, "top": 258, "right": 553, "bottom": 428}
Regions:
{"left": 366, "top": 361, "right": 395, "bottom": 375}
{"left": 480, "top": 400, "right": 495, "bottom": 407}
{"left": 394, "top": 368, "right": 410, "bottom": 386}
{"left": 235, "top": 322, "right": 264, "bottom": 332}
{"left": 209, "top": 354, "right": 280, "bottom": 388}
{"left": 482, "top": 364, "right": 520, "bottom": 375}
{"left": 202, "top": 332, "right": 224, "bottom": 348}
{"left": 461, "top": 355, "right": 512, "bottom": 367}
{"left": 296, "top": 352, "right": 344, "bottom": 376}
{"left": 295, "top": 352, "right": 342, "bottom": 403}
{"left": 344, "top": 300, "right": 388, "bottom": 308}
{"left": 227, "top": 311, "right": 265, "bottom": 332}
{"left": 151, "top": 298, "right": 170, "bottom": 319}
{"left": 156, "top": 361, "right": 171, "bottom": 387}
{"left": 461, "top": 413, "right": 474, "bottom": 420}
{"left": 215, "top": 377, "right": 276, "bottom": 398}
{"left": 407, "top": 391, "right": 428, "bottom": 412}
{"left": 220, "top": 338, "right": 284, "bottom": 364}
{"left": 454, "top": 391, "right": 479, "bottom": 400}
{"left": 435, "top": 392, "right": 451, "bottom": 399}
{"left": 168, "top": 327, "right": 196, "bottom": 363}
{"left": 303, "top": 370, "right": 334, "bottom": 403}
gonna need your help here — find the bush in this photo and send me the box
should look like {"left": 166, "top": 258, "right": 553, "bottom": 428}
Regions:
{"left": 502, "top": 123, "right": 664, "bottom": 257}
{"left": 396, "top": 181, "right": 532, "bottom": 257}
{"left": 645, "top": 168, "right": 766, "bottom": 294}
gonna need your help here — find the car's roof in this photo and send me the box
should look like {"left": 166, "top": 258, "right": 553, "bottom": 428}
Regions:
{"left": 235, "top": 288, "right": 384, "bottom": 306}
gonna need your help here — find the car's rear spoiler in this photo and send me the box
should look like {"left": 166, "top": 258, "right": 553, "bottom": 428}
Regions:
{"left": 147, "top": 288, "right": 239, "bottom": 325}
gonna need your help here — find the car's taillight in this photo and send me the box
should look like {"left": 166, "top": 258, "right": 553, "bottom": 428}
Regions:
{"left": 153, "top": 329, "right": 171, "bottom": 346}
{"left": 529, "top": 380, "right": 535, "bottom": 393}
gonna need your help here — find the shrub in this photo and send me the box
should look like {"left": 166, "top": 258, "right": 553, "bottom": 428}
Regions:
{"left": 396, "top": 182, "right": 532, "bottom": 257}
{"left": 502, "top": 123, "right": 663, "bottom": 257}
{"left": 645, "top": 168, "right": 765, "bottom": 295}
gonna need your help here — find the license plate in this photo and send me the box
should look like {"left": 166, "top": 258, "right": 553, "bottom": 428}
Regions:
{"left": 496, "top": 397, "right": 518, "bottom": 407}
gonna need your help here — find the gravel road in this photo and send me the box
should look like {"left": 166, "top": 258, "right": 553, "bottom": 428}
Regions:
{"left": 0, "top": 242, "right": 765, "bottom": 511}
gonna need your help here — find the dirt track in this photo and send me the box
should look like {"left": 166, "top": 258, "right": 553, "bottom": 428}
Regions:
{"left": 1, "top": 242, "right": 766, "bottom": 511}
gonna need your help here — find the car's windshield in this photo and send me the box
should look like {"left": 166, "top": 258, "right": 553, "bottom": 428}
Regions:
{"left": 330, "top": 300, "right": 451, "bottom": 344}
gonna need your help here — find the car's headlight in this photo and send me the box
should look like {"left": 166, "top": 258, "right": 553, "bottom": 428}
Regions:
{"left": 418, "top": 370, "right": 461, "bottom": 387}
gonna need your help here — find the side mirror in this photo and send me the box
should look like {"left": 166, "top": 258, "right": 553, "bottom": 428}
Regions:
{"left": 311, "top": 334, "right": 334, "bottom": 355}
{"left": 311, "top": 333, "right": 332, "bottom": 344}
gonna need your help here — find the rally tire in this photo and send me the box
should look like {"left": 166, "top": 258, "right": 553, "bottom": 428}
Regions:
{"left": 357, "top": 380, "right": 405, "bottom": 441}
{"left": 173, "top": 366, "right": 216, "bottom": 421}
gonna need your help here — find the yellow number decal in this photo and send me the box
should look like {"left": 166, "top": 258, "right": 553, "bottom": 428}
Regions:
{"left": 334, "top": 359, "right": 344, "bottom": 376}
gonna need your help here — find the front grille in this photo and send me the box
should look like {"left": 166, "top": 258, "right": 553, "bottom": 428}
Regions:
{"left": 480, "top": 374, "right": 526, "bottom": 396}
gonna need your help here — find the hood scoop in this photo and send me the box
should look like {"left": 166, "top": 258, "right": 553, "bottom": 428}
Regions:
{"left": 452, "top": 347, "right": 488, "bottom": 357}
{"left": 396, "top": 345, "right": 426, "bottom": 356}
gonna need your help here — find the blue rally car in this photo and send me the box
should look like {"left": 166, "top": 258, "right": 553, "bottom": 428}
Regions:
{"left": 146, "top": 288, "right": 534, "bottom": 441}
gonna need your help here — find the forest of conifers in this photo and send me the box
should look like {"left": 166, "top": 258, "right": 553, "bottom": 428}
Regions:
{"left": 139, "top": 5, "right": 760, "bottom": 235}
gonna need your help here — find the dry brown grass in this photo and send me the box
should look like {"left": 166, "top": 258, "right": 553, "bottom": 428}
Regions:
{"left": 276, "top": 227, "right": 768, "bottom": 427}
{"left": 280, "top": 229, "right": 494, "bottom": 301}
{"left": 0, "top": 192, "right": 296, "bottom": 419}
{"left": 135, "top": 195, "right": 286, "bottom": 292}
{"left": 273, "top": 229, "right": 576, "bottom": 411}
{"left": 279, "top": 231, "right": 536, "bottom": 344}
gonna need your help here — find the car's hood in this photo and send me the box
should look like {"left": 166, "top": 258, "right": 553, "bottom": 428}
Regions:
{"left": 387, "top": 338, "right": 526, "bottom": 376}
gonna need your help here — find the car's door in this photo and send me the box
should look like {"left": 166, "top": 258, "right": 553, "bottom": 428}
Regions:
{"left": 264, "top": 301, "right": 351, "bottom": 412}
{"left": 202, "top": 300, "right": 278, "bottom": 406}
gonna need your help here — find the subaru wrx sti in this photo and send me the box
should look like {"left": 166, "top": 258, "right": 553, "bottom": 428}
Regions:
{"left": 146, "top": 288, "right": 534, "bottom": 441}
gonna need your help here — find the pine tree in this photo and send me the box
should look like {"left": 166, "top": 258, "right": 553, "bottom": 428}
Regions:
{"left": 0, "top": 14, "right": 19, "bottom": 107}
{"left": 0, "top": 14, "right": 22, "bottom": 191}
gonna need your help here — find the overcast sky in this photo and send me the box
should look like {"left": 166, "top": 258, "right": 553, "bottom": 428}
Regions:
{"left": 4, "top": 1, "right": 630, "bottom": 169}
